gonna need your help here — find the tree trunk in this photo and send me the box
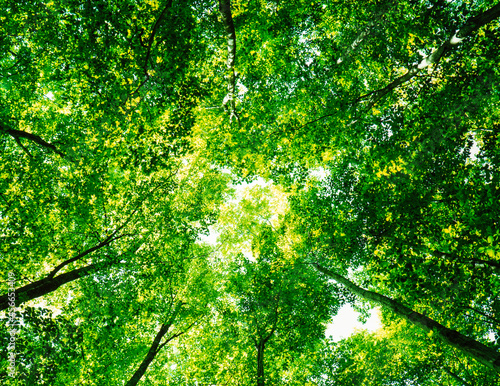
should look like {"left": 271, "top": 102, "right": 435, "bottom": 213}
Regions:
{"left": 0, "top": 223, "right": 132, "bottom": 310}
{"left": 256, "top": 340, "right": 266, "bottom": 386}
{"left": 125, "top": 303, "right": 183, "bottom": 386}
{"left": 315, "top": 264, "right": 500, "bottom": 373}
{"left": 218, "top": 0, "right": 239, "bottom": 123}
{"left": 0, "top": 262, "right": 109, "bottom": 311}
{"left": 443, "top": 367, "right": 473, "bottom": 386}
{"left": 361, "top": 3, "right": 500, "bottom": 110}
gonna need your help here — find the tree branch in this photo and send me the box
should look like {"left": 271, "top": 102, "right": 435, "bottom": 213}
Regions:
{"left": 0, "top": 261, "right": 112, "bottom": 311}
{"left": 143, "top": 0, "right": 173, "bottom": 78}
{"left": 47, "top": 233, "right": 128, "bottom": 279}
{"left": 124, "top": 0, "right": 173, "bottom": 106}
{"left": 4, "top": 127, "right": 65, "bottom": 158}
{"left": 298, "top": 3, "right": 500, "bottom": 129}
{"left": 360, "top": 3, "right": 500, "bottom": 111}
{"left": 336, "top": 2, "right": 393, "bottom": 65}
{"left": 125, "top": 302, "right": 184, "bottom": 386}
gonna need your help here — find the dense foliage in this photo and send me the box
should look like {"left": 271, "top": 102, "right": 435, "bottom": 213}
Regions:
{"left": 1, "top": 0, "right": 500, "bottom": 384}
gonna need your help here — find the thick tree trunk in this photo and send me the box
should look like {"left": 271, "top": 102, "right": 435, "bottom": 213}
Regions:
{"left": 125, "top": 303, "right": 183, "bottom": 386}
{"left": 315, "top": 264, "right": 500, "bottom": 373}
{"left": 0, "top": 262, "right": 111, "bottom": 311}
{"left": 256, "top": 340, "right": 265, "bottom": 386}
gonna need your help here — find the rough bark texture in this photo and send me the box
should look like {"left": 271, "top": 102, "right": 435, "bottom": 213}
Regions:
{"left": 125, "top": 303, "right": 183, "bottom": 386}
{"left": 315, "top": 264, "right": 500, "bottom": 373}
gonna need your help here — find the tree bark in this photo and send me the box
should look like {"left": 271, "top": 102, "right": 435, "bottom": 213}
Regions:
{"left": 125, "top": 303, "right": 183, "bottom": 386}
{"left": 361, "top": 3, "right": 500, "bottom": 110}
{"left": 218, "top": 0, "right": 239, "bottom": 123}
{"left": 256, "top": 340, "right": 265, "bottom": 386}
{"left": 0, "top": 262, "right": 111, "bottom": 311}
{"left": 315, "top": 264, "right": 500, "bottom": 373}
{"left": 4, "top": 127, "right": 65, "bottom": 157}
{"left": 0, "top": 231, "right": 130, "bottom": 311}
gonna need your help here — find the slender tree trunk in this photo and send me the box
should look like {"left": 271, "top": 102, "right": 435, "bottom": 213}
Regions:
{"left": 315, "top": 264, "right": 500, "bottom": 373}
{"left": 125, "top": 303, "right": 183, "bottom": 386}
{"left": 0, "top": 262, "right": 110, "bottom": 311}
{"left": 443, "top": 367, "right": 473, "bottom": 386}
{"left": 360, "top": 3, "right": 500, "bottom": 110}
{"left": 256, "top": 340, "right": 266, "bottom": 386}
{"left": 218, "top": 0, "right": 239, "bottom": 123}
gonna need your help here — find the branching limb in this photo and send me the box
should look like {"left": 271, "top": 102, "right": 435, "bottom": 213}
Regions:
{"left": 4, "top": 127, "right": 65, "bottom": 158}
{"left": 360, "top": 3, "right": 500, "bottom": 111}
{"left": 47, "top": 233, "right": 129, "bottom": 279}
{"left": 124, "top": 0, "right": 173, "bottom": 106}
{"left": 125, "top": 302, "right": 184, "bottom": 386}
{"left": 143, "top": 0, "right": 173, "bottom": 78}
{"left": 298, "top": 3, "right": 500, "bottom": 130}
{"left": 0, "top": 261, "right": 112, "bottom": 311}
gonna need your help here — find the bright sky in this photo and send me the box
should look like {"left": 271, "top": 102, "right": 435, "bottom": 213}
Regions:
{"left": 326, "top": 305, "right": 381, "bottom": 341}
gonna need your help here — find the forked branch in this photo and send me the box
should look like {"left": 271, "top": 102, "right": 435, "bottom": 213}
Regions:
{"left": 4, "top": 127, "right": 65, "bottom": 158}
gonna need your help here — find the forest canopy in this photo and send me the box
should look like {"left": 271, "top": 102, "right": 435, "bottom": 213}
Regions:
{"left": 1, "top": 0, "right": 500, "bottom": 385}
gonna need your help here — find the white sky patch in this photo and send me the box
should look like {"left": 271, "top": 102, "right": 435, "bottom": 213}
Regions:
{"left": 197, "top": 225, "right": 219, "bottom": 245}
{"left": 326, "top": 305, "right": 382, "bottom": 341}
{"left": 237, "top": 80, "right": 248, "bottom": 96}
{"left": 469, "top": 140, "right": 480, "bottom": 161}
{"left": 309, "top": 167, "right": 330, "bottom": 180}
{"left": 231, "top": 176, "right": 267, "bottom": 196}
{"left": 44, "top": 91, "right": 54, "bottom": 100}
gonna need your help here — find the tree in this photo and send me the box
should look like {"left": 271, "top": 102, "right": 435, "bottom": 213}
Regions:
{"left": 2, "top": 0, "right": 500, "bottom": 383}
{"left": 226, "top": 231, "right": 340, "bottom": 386}
{"left": 315, "top": 264, "right": 500, "bottom": 372}
{"left": 313, "top": 316, "right": 499, "bottom": 385}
